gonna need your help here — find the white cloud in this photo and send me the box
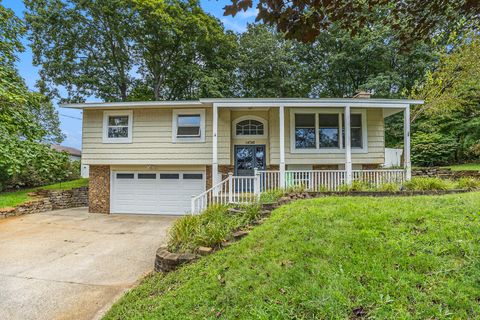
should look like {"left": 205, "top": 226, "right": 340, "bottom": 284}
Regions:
{"left": 221, "top": 17, "right": 247, "bottom": 33}
{"left": 237, "top": 8, "right": 259, "bottom": 19}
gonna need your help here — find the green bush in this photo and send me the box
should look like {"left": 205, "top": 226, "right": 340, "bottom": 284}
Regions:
{"left": 260, "top": 189, "right": 285, "bottom": 203}
{"left": 339, "top": 180, "right": 374, "bottom": 192}
{"left": 456, "top": 177, "right": 480, "bottom": 190}
{"left": 403, "top": 177, "right": 453, "bottom": 191}
{"left": 378, "top": 182, "right": 401, "bottom": 192}
{"left": 168, "top": 204, "right": 261, "bottom": 253}
{"left": 0, "top": 139, "right": 80, "bottom": 191}
{"left": 411, "top": 132, "right": 458, "bottom": 166}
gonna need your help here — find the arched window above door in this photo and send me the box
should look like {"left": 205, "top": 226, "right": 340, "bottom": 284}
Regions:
{"left": 234, "top": 116, "right": 267, "bottom": 138}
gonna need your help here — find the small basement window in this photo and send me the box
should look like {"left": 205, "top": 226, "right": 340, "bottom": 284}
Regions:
{"left": 183, "top": 173, "right": 203, "bottom": 179}
{"left": 160, "top": 173, "right": 180, "bottom": 179}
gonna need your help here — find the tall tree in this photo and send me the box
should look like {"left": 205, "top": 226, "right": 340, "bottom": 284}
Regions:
{"left": 235, "top": 24, "right": 308, "bottom": 97}
{"left": 127, "top": 0, "right": 237, "bottom": 100}
{"left": 224, "top": 0, "right": 479, "bottom": 46}
{"left": 25, "top": 0, "right": 135, "bottom": 102}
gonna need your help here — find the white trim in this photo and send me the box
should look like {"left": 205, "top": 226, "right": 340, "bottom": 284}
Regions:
{"left": 232, "top": 115, "right": 268, "bottom": 139}
{"left": 61, "top": 98, "right": 423, "bottom": 109}
{"left": 102, "top": 110, "right": 133, "bottom": 144}
{"left": 172, "top": 109, "right": 206, "bottom": 143}
{"left": 404, "top": 106, "right": 412, "bottom": 180}
{"left": 279, "top": 106, "right": 286, "bottom": 188}
{"left": 289, "top": 108, "right": 368, "bottom": 154}
{"left": 345, "top": 105, "right": 352, "bottom": 185}
{"left": 212, "top": 104, "right": 219, "bottom": 187}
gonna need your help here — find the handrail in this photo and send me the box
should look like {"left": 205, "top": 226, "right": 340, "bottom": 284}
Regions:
{"left": 190, "top": 173, "right": 261, "bottom": 214}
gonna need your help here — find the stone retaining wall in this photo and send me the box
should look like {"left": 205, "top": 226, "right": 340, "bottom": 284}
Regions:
{"left": 0, "top": 186, "right": 88, "bottom": 219}
{"left": 412, "top": 167, "right": 480, "bottom": 179}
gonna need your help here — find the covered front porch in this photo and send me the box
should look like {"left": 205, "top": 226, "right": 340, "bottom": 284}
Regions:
{"left": 192, "top": 97, "right": 422, "bottom": 214}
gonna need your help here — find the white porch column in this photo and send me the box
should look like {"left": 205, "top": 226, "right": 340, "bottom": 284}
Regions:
{"left": 212, "top": 103, "right": 219, "bottom": 187}
{"left": 279, "top": 105, "right": 286, "bottom": 188}
{"left": 404, "top": 105, "right": 412, "bottom": 180}
{"left": 344, "top": 105, "right": 352, "bottom": 185}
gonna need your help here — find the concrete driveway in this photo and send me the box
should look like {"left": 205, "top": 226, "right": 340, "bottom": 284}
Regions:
{"left": 0, "top": 207, "right": 177, "bottom": 320}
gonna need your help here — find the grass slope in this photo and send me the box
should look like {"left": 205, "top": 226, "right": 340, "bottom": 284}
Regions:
{"left": 105, "top": 193, "right": 480, "bottom": 319}
{"left": 445, "top": 163, "right": 480, "bottom": 171}
{"left": 0, "top": 178, "right": 88, "bottom": 209}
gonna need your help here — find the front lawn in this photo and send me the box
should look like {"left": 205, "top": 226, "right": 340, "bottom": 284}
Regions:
{"left": 445, "top": 163, "right": 480, "bottom": 171}
{"left": 0, "top": 178, "right": 88, "bottom": 209}
{"left": 104, "top": 193, "right": 480, "bottom": 319}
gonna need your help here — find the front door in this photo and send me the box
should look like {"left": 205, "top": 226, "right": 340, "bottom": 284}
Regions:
{"left": 234, "top": 145, "right": 266, "bottom": 176}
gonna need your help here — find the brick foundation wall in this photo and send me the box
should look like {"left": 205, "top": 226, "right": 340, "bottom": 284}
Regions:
{"left": 89, "top": 165, "right": 110, "bottom": 214}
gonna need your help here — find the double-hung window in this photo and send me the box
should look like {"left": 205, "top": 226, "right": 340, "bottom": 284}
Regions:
{"left": 103, "top": 110, "right": 133, "bottom": 143}
{"left": 292, "top": 109, "right": 366, "bottom": 152}
{"left": 172, "top": 109, "right": 205, "bottom": 142}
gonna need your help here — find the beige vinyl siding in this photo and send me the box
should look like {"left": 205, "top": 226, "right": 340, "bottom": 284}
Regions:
{"left": 82, "top": 108, "right": 230, "bottom": 165}
{"left": 269, "top": 107, "right": 385, "bottom": 165}
{"left": 82, "top": 106, "right": 384, "bottom": 166}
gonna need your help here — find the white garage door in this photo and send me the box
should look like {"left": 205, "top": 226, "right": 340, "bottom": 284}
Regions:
{"left": 111, "top": 171, "right": 205, "bottom": 215}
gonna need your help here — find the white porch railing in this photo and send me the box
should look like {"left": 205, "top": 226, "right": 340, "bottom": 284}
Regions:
{"left": 191, "top": 174, "right": 260, "bottom": 214}
{"left": 352, "top": 169, "right": 406, "bottom": 185}
{"left": 258, "top": 169, "right": 406, "bottom": 192}
{"left": 191, "top": 169, "right": 406, "bottom": 214}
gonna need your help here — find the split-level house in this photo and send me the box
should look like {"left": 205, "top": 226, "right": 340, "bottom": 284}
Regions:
{"left": 62, "top": 95, "right": 423, "bottom": 215}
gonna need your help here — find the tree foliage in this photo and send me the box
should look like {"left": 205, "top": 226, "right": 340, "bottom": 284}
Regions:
{"left": 0, "top": 4, "right": 75, "bottom": 191}
{"left": 410, "top": 35, "right": 480, "bottom": 165}
{"left": 224, "top": 0, "right": 479, "bottom": 46}
{"left": 25, "top": 0, "right": 136, "bottom": 102}
{"left": 25, "top": 0, "right": 238, "bottom": 102}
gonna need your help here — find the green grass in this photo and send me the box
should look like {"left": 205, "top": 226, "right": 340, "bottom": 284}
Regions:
{"left": 0, "top": 178, "right": 88, "bottom": 209}
{"left": 104, "top": 193, "right": 480, "bottom": 319}
{"left": 445, "top": 163, "right": 480, "bottom": 171}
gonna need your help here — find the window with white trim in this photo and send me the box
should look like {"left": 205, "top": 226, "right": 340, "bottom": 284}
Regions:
{"left": 291, "top": 109, "right": 367, "bottom": 153}
{"left": 103, "top": 110, "right": 133, "bottom": 143}
{"left": 172, "top": 109, "right": 205, "bottom": 142}
{"left": 177, "top": 115, "right": 201, "bottom": 137}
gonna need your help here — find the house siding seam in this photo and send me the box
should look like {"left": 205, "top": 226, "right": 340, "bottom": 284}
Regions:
{"left": 89, "top": 165, "right": 110, "bottom": 214}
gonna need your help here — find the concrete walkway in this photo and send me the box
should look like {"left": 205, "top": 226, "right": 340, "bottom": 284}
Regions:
{"left": 0, "top": 208, "right": 177, "bottom": 320}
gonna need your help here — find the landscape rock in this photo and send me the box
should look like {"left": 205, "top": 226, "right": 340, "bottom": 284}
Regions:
{"left": 0, "top": 186, "right": 88, "bottom": 220}
{"left": 197, "top": 246, "right": 213, "bottom": 255}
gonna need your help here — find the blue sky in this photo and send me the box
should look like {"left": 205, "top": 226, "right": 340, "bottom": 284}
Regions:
{"left": 3, "top": 0, "right": 257, "bottom": 149}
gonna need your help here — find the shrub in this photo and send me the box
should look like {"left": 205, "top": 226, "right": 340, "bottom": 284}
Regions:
{"left": 0, "top": 140, "right": 80, "bottom": 191}
{"left": 339, "top": 180, "right": 374, "bottom": 192}
{"left": 285, "top": 184, "right": 307, "bottom": 194}
{"left": 411, "top": 132, "right": 458, "bottom": 166}
{"left": 168, "top": 204, "right": 261, "bottom": 253}
{"left": 260, "top": 189, "right": 285, "bottom": 203}
{"left": 378, "top": 182, "right": 401, "bottom": 192}
{"left": 403, "top": 177, "right": 453, "bottom": 191}
{"left": 456, "top": 177, "right": 480, "bottom": 190}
